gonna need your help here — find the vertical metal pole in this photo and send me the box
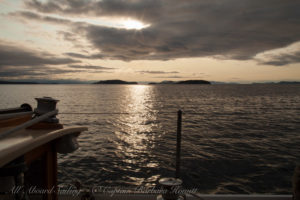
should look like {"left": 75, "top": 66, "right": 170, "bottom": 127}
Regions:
{"left": 175, "top": 110, "right": 182, "bottom": 179}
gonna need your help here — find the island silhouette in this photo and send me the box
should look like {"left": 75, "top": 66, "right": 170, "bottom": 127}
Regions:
{"left": 149, "top": 80, "right": 211, "bottom": 84}
{"left": 94, "top": 80, "right": 138, "bottom": 84}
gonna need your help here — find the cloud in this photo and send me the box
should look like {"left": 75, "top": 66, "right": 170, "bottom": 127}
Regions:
{"left": 24, "top": 0, "right": 162, "bottom": 22}
{"left": 10, "top": 10, "right": 73, "bottom": 25}
{"left": 68, "top": 64, "right": 115, "bottom": 70}
{"left": 260, "top": 52, "right": 300, "bottom": 66}
{"left": 0, "top": 41, "right": 79, "bottom": 67}
{"left": 0, "top": 66, "right": 84, "bottom": 78}
{"left": 24, "top": 0, "right": 95, "bottom": 15}
{"left": 154, "top": 76, "right": 191, "bottom": 79}
{"left": 137, "top": 70, "right": 179, "bottom": 74}
{"left": 64, "top": 52, "right": 104, "bottom": 59}
{"left": 0, "top": 40, "right": 81, "bottom": 78}
{"left": 23, "top": 0, "right": 300, "bottom": 63}
{"left": 0, "top": 68, "right": 45, "bottom": 78}
{"left": 255, "top": 42, "right": 300, "bottom": 66}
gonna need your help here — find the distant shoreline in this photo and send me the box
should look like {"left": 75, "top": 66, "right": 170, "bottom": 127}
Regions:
{"left": 0, "top": 80, "right": 299, "bottom": 85}
{"left": 0, "top": 81, "right": 39, "bottom": 84}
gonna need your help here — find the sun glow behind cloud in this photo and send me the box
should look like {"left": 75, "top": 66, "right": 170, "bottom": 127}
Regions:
{"left": 75, "top": 17, "right": 150, "bottom": 30}
{"left": 121, "top": 19, "right": 150, "bottom": 30}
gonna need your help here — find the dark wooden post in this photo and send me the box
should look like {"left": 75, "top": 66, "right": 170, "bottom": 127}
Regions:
{"left": 25, "top": 141, "right": 58, "bottom": 200}
{"left": 175, "top": 110, "right": 182, "bottom": 179}
{"left": 45, "top": 143, "right": 57, "bottom": 200}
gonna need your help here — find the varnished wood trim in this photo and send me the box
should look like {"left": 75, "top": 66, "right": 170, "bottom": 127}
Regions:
{"left": 0, "top": 115, "right": 32, "bottom": 128}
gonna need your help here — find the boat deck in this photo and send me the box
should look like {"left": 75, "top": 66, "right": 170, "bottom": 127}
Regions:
{"left": 0, "top": 126, "right": 87, "bottom": 167}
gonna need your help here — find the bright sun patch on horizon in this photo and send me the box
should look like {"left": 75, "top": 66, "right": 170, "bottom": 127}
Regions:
{"left": 121, "top": 19, "right": 150, "bottom": 30}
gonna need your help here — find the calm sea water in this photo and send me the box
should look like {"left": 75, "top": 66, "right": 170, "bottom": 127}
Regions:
{"left": 1, "top": 84, "right": 300, "bottom": 194}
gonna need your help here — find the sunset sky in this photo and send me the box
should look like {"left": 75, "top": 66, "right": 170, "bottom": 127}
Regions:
{"left": 0, "top": 0, "right": 300, "bottom": 83}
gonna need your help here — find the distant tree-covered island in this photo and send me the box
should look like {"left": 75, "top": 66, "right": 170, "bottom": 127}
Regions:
{"left": 176, "top": 80, "right": 211, "bottom": 84}
{"left": 278, "top": 81, "right": 300, "bottom": 84}
{"left": 148, "top": 80, "right": 211, "bottom": 85}
{"left": 94, "top": 80, "right": 138, "bottom": 84}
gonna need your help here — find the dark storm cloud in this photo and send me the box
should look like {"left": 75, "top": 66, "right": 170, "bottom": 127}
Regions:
{"left": 137, "top": 71, "right": 179, "bottom": 74}
{"left": 25, "top": 0, "right": 300, "bottom": 64}
{"left": 0, "top": 42, "right": 79, "bottom": 67}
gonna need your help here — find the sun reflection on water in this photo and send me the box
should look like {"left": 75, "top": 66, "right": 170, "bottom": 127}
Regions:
{"left": 116, "top": 85, "right": 157, "bottom": 150}
{"left": 114, "top": 85, "right": 159, "bottom": 183}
